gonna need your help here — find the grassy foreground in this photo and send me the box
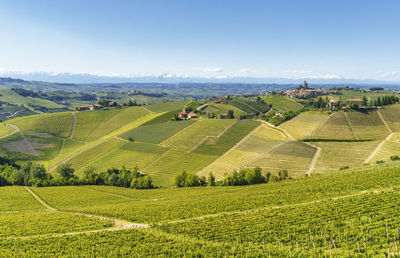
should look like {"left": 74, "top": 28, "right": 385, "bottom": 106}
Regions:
{"left": 1, "top": 162, "right": 400, "bottom": 256}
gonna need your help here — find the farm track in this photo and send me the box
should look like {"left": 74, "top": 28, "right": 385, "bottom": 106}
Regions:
{"left": 6, "top": 123, "right": 36, "bottom": 153}
{"left": 141, "top": 106, "right": 153, "bottom": 113}
{"left": 304, "top": 143, "right": 321, "bottom": 176}
{"left": 343, "top": 112, "right": 357, "bottom": 139}
{"left": 69, "top": 112, "right": 76, "bottom": 139}
{"left": 19, "top": 187, "right": 148, "bottom": 240}
{"left": 6, "top": 108, "right": 26, "bottom": 119}
{"left": 364, "top": 112, "right": 394, "bottom": 164}
{"left": 0, "top": 124, "right": 18, "bottom": 139}
{"left": 163, "top": 187, "right": 393, "bottom": 225}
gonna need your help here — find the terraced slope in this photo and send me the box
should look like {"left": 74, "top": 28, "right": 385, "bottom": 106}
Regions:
{"left": 279, "top": 112, "right": 330, "bottom": 140}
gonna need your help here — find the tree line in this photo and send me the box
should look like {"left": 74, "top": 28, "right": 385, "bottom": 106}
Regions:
{"left": 0, "top": 156, "right": 154, "bottom": 189}
{"left": 174, "top": 167, "right": 289, "bottom": 187}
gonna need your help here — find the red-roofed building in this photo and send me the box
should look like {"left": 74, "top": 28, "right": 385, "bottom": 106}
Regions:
{"left": 347, "top": 98, "right": 363, "bottom": 106}
{"left": 178, "top": 112, "right": 188, "bottom": 119}
{"left": 188, "top": 113, "right": 198, "bottom": 119}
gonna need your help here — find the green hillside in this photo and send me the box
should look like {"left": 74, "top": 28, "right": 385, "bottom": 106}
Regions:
{"left": 2, "top": 161, "right": 400, "bottom": 256}
{"left": 2, "top": 100, "right": 400, "bottom": 188}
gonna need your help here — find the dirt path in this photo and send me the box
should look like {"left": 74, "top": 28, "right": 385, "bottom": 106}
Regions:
{"left": 343, "top": 112, "right": 357, "bottom": 139}
{"left": 0, "top": 124, "right": 18, "bottom": 139}
{"left": 6, "top": 108, "right": 26, "bottom": 119}
{"left": 163, "top": 187, "right": 392, "bottom": 225}
{"left": 69, "top": 112, "right": 76, "bottom": 139}
{"left": 261, "top": 120, "right": 295, "bottom": 141}
{"left": 141, "top": 106, "right": 153, "bottom": 113}
{"left": 364, "top": 132, "right": 394, "bottom": 164}
{"left": 20, "top": 187, "right": 148, "bottom": 240}
{"left": 378, "top": 110, "right": 393, "bottom": 133}
{"left": 304, "top": 143, "right": 321, "bottom": 176}
{"left": 364, "top": 112, "right": 394, "bottom": 164}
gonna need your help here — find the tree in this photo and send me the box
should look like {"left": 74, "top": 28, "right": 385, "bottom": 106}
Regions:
{"left": 245, "top": 167, "right": 265, "bottom": 184}
{"left": 376, "top": 96, "right": 382, "bottom": 106}
{"left": 362, "top": 96, "right": 368, "bottom": 106}
{"left": 227, "top": 110, "right": 234, "bottom": 119}
{"left": 56, "top": 164, "right": 75, "bottom": 179}
{"left": 30, "top": 164, "right": 47, "bottom": 180}
{"left": 208, "top": 173, "right": 216, "bottom": 186}
{"left": 174, "top": 171, "right": 187, "bottom": 187}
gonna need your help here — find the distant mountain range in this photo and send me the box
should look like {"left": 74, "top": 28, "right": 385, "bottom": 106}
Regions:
{"left": 1, "top": 71, "right": 400, "bottom": 85}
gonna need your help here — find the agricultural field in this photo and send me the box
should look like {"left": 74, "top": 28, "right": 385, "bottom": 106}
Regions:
{"left": 120, "top": 120, "right": 196, "bottom": 144}
{"left": 193, "top": 120, "right": 260, "bottom": 156}
{"left": 161, "top": 119, "right": 236, "bottom": 151}
{"left": 198, "top": 125, "right": 290, "bottom": 179}
{"left": 0, "top": 124, "right": 15, "bottom": 138}
{"left": 142, "top": 148, "right": 217, "bottom": 186}
{"left": 66, "top": 138, "right": 126, "bottom": 174}
{"left": 263, "top": 95, "right": 304, "bottom": 112}
{"left": 2, "top": 163, "right": 400, "bottom": 256}
{"left": 0, "top": 210, "right": 112, "bottom": 238}
{"left": 0, "top": 186, "right": 43, "bottom": 211}
{"left": 379, "top": 104, "right": 400, "bottom": 132}
{"left": 312, "top": 141, "right": 380, "bottom": 173}
{"left": 203, "top": 103, "right": 246, "bottom": 117}
{"left": 279, "top": 112, "right": 330, "bottom": 140}
{"left": 79, "top": 141, "right": 168, "bottom": 174}
{"left": 229, "top": 99, "right": 270, "bottom": 114}
{"left": 368, "top": 132, "right": 400, "bottom": 163}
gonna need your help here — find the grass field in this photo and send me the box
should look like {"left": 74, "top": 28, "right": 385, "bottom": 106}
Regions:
{"left": 10, "top": 116, "right": 49, "bottom": 135}
{"left": 263, "top": 95, "right": 303, "bottom": 112}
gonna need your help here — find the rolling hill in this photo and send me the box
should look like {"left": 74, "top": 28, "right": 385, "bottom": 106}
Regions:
{"left": 1, "top": 100, "right": 400, "bottom": 187}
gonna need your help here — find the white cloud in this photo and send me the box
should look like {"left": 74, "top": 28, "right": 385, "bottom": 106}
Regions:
{"left": 239, "top": 68, "right": 257, "bottom": 73}
{"left": 204, "top": 67, "right": 224, "bottom": 72}
{"left": 284, "top": 70, "right": 313, "bottom": 75}
{"left": 0, "top": 68, "right": 6, "bottom": 74}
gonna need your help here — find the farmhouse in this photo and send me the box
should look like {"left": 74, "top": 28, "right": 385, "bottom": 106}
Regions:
{"left": 76, "top": 104, "right": 103, "bottom": 111}
{"left": 188, "top": 113, "right": 198, "bottom": 119}
{"left": 328, "top": 99, "right": 340, "bottom": 109}
{"left": 347, "top": 98, "right": 363, "bottom": 106}
{"left": 215, "top": 98, "right": 228, "bottom": 104}
{"left": 219, "top": 113, "right": 228, "bottom": 119}
{"left": 178, "top": 112, "right": 188, "bottom": 119}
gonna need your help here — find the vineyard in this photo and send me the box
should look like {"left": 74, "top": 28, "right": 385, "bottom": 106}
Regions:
{"left": 2, "top": 163, "right": 400, "bottom": 256}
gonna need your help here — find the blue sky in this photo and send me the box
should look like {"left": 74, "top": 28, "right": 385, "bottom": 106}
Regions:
{"left": 0, "top": 0, "right": 400, "bottom": 81}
